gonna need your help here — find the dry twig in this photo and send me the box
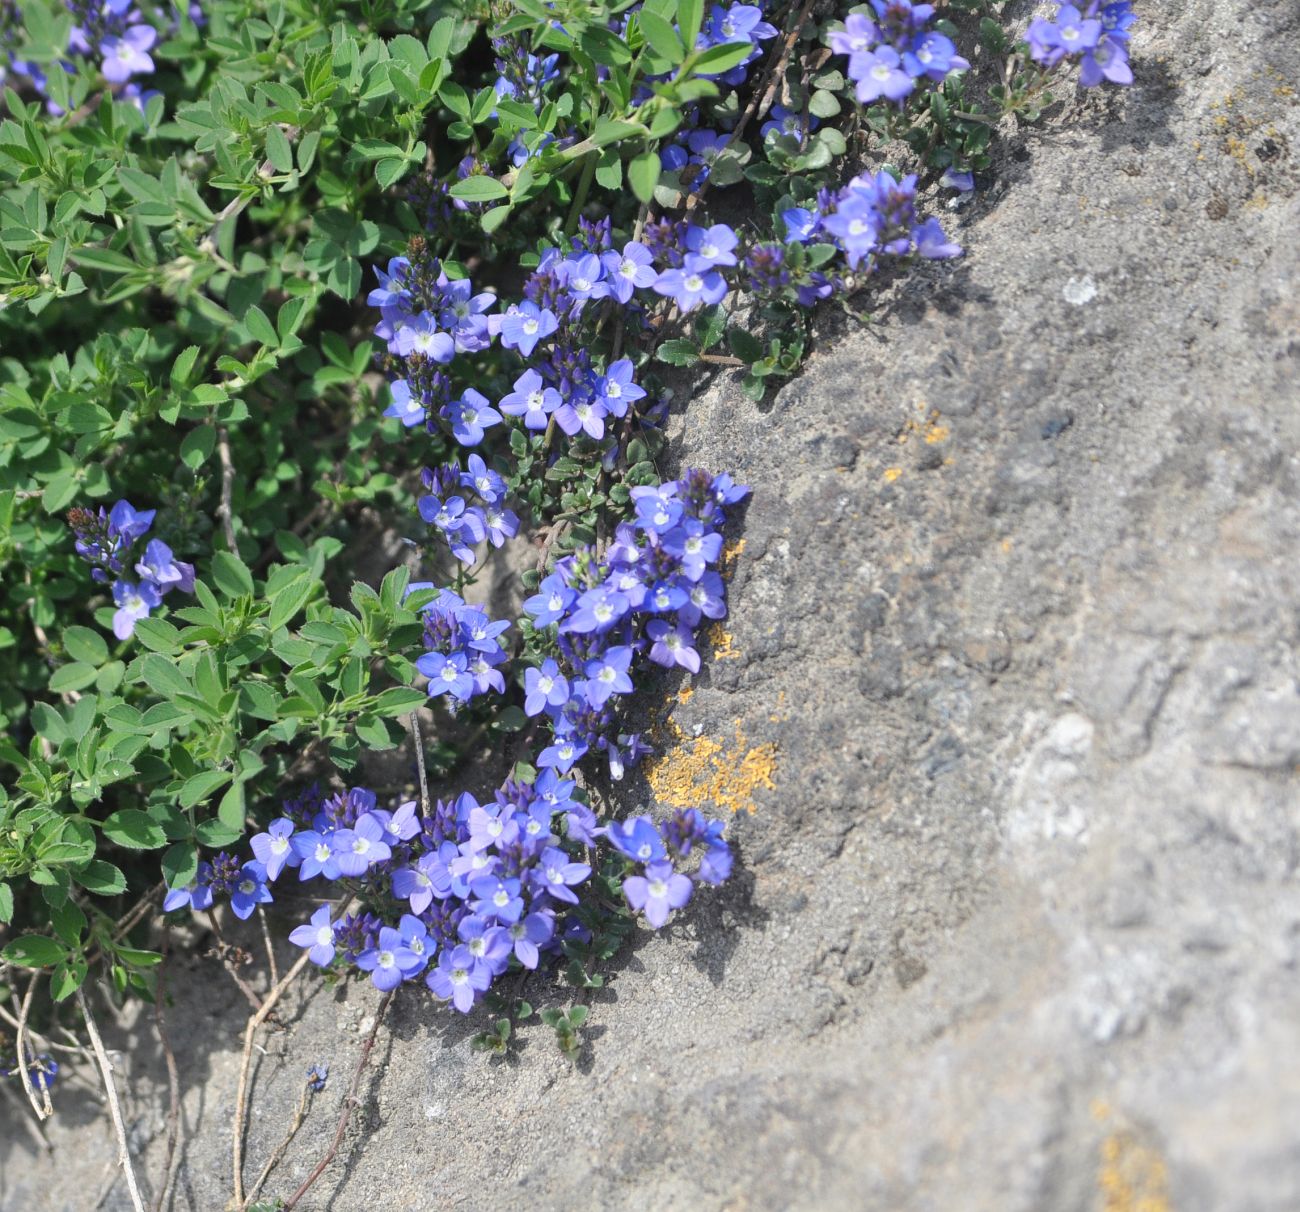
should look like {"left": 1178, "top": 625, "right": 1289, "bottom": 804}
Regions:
{"left": 281, "top": 990, "right": 394, "bottom": 1211}
{"left": 216, "top": 426, "right": 238, "bottom": 552}
{"left": 151, "top": 930, "right": 184, "bottom": 1212}
{"left": 77, "top": 984, "right": 146, "bottom": 1212}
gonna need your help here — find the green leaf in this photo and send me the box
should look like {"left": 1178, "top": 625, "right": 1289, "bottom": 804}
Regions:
{"left": 210, "top": 551, "right": 254, "bottom": 599}
{"left": 449, "top": 176, "right": 509, "bottom": 203}
{"left": 677, "top": 0, "right": 704, "bottom": 48}
{"left": 728, "top": 326, "right": 764, "bottom": 362}
{"left": 244, "top": 304, "right": 278, "bottom": 347}
{"left": 217, "top": 780, "right": 245, "bottom": 833}
{"left": 73, "top": 860, "right": 127, "bottom": 895}
{"left": 49, "top": 960, "right": 86, "bottom": 1002}
{"left": 162, "top": 842, "right": 198, "bottom": 891}
{"left": 692, "top": 40, "right": 754, "bottom": 75}
{"left": 0, "top": 882, "right": 12, "bottom": 924}
{"left": 63, "top": 625, "right": 108, "bottom": 666}
{"left": 628, "top": 151, "right": 661, "bottom": 204}
{"left": 371, "top": 687, "right": 429, "bottom": 717}
{"left": 656, "top": 339, "right": 700, "bottom": 366}
{"left": 101, "top": 809, "right": 166, "bottom": 850}
{"left": 638, "top": 10, "right": 685, "bottom": 64}
{"left": 179, "top": 769, "right": 233, "bottom": 810}
{"left": 132, "top": 617, "right": 182, "bottom": 654}
{"left": 49, "top": 661, "right": 100, "bottom": 693}
{"left": 180, "top": 425, "right": 216, "bottom": 470}
{"left": 139, "top": 653, "right": 192, "bottom": 699}
{"left": 2, "top": 935, "right": 65, "bottom": 968}
{"left": 265, "top": 124, "right": 294, "bottom": 174}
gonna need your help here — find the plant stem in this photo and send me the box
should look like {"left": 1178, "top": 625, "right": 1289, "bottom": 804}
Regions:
{"left": 77, "top": 984, "right": 146, "bottom": 1212}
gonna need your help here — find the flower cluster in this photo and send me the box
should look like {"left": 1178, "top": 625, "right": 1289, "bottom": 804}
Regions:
{"left": 1027, "top": 1, "right": 1135, "bottom": 86}
{"left": 416, "top": 458, "right": 519, "bottom": 566}
{"left": 413, "top": 584, "right": 511, "bottom": 706}
{"left": 829, "top": 2, "right": 969, "bottom": 106}
{"left": 66, "top": 499, "right": 195, "bottom": 639}
{"left": 164, "top": 773, "right": 733, "bottom": 1014}
{"left": 783, "top": 169, "right": 962, "bottom": 270}
{"left": 3, "top": 1, "right": 202, "bottom": 112}
{"left": 523, "top": 468, "right": 748, "bottom": 779}
{"left": 612, "top": 806, "right": 732, "bottom": 926}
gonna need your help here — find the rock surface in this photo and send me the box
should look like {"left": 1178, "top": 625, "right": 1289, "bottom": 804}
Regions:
{"left": 3, "top": 3, "right": 1299, "bottom": 1209}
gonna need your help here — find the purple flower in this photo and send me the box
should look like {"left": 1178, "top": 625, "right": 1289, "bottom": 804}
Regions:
{"left": 112, "top": 579, "right": 162, "bottom": 640}
{"left": 532, "top": 845, "right": 591, "bottom": 904}
{"left": 1079, "top": 36, "right": 1132, "bottom": 86}
{"left": 523, "top": 573, "right": 575, "bottom": 627}
{"left": 684, "top": 223, "right": 739, "bottom": 270}
{"left": 903, "top": 32, "right": 969, "bottom": 80}
{"left": 914, "top": 217, "right": 963, "bottom": 260}
{"left": 822, "top": 196, "right": 879, "bottom": 269}
{"left": 829, "top": 12, "right": 877, "bottom": 56}
{"left": 393, "top": 851, "right": 452, "bottom": 913}
{"left": 595, "top": 357, "right": 646, "bottom": 419}
{"left": 427, "top": 944, "right": 491, "bottom": 1012}
{"left": 499, "top": 369, "right": 560, "bottom": 430}
{"left": 609, "top": 817, "right": 667, "bottom": 864}
{"left": 506, "top": 911, "right": 554, "bottom": 968}
{"left": 162, "top": 862, "right": 214, "bottom": 913}
{"left": 623, "top": 860, "right": 693, "bottom": 928}
{"left": 524, "top": 658, "right": 570, "bottom": 716}
{"left": 419, "top": 650, "right": 475, "bottom": 701}
{"left": 470, "top": 874, "right": 524, "bottom": 924}
{"left": 583, "top": 645, "right": 634, "bottom": 708}
{"left": 101, "top": 25, "right": 157, "bottom": 85}
{"left": 851, "top": 46, "right": 914, "bottom": 103}
{"left": 134, "top": 539, "right": 195, "bottom": 594}
{"left": 460, "top": 455, "right": 506, "bottom": 505}
{"left": 448, "top": 388, "right": 502, "bottom": 446}
{"left": 600, "top": 241, "right": 657, "bottom": 303}
{"left": 330, "top": 813, "right": 392, "bottom": 877}
{"left": 483, "top": 505, "right": 519, "bottom": 547}
{"left": 458, "top": 915, "right": 512, "bottom": 977}
{"left": 554, "top": 395, "right": 609, "bottom": 439}
{"left": 292, "top": 830, "right": 341, "bottom": 881}
{"left": 652, "top": 266, "right": 728, "bottom": 312}
{"left": 289, "top": 905, "right": 338, "bottom": 966}
{"left": 646, "top": 619, "right": 701, "bottom": 673}
{"left": 357, "top": 926, "right": 419, "bottom": 991}
{"left": 230, "top": 861, "right": 273, "bottom": 920}
{"left": 250, "top": 818, "right": 298, "bottom": 881}
{"left": 499, "top": 302, "right": 558, "bottom": 357}
{"left": 384, "top": 379, "right": 425, "bottom": 428}
{"left": 394, "top": 311, "right": 456, "bottom": 361}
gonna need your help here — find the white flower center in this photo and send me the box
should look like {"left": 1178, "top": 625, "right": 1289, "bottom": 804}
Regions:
{"left": 352, "top": 837, "right": 370, "bottom": 855}
{"left": 648, "top": 877, "right": 668, "bottom": 898}
{"left": 523, "top": 317, "right": 539, "bottom": 335}
{"left": 684, "top": 274, "right": 704, "bottom": 292}
{"left": 538, "top": 675, "right": 554, "bottom": 694}
{"left": 271, "top": 836, "right": 289, "bottom": 854}
{"left": 872, "top": 63, "right": 891, "bottom": 82}
{"left": 316, "top": 926, "right": 333, "bottom": 947}
{"left": 378, "top": 950, "right": 395, "bottom": 969}
{"left": 314, "top": 843, "right": 330, "bottom": 862}
{"left": 239, "top": 879, "right": 255, "bottom": 895}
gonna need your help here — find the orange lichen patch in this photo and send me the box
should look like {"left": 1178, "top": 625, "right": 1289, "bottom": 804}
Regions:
{"left": 646, "top": 718, "right": 777, "bottom": 814}
{"left": 924, "top": 419, "right": 950, "bottom": 444}
{"left": 676, "top": 685, "right": 695, "bottom": 705}
{"left": 721, "top": 537, "right": 746, "bottom": 576}
{"left": 706, "top": 624, "right": 742, "bottom": 661}
{"left": 1000, "top": 538, "right": 1014, "bottom": 554}
{"left": 1093, "top": 1104, "right": 1171, "bottom": 1212}
{"left": 768, "top": 688, "right": 787, "bottom": 724}
{"left": 883, "top": 467, "right": 903, "bottom": 484}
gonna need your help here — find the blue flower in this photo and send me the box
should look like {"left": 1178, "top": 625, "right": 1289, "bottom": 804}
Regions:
{"left": 499, "top": 302, "right": 558, "bottom": 356}
{"left": 111, "top": 578, "right": 162, "bottom": 640}
{"left": 289, "top": 905, "right": 338, "bottom": 966}
{"left": 230, "top": 861, "right": 273, "bottom": 920}
{"left": 623, "top": 860, "right": 693, "bottom": 928}
{"left": 250, "top": 818, "right": 298, "bottom": 881}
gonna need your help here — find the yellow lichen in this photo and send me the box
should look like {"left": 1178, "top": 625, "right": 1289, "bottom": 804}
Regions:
{"left": 646, "top": 718, "right": 777, "bottom": 814}
{"left": 707, "top": 623, "right": 742, "bottom": 661}
{"left": 1093, "top": 1104, "right": 1171, "bottom": 1212}
{"left": 924, "top": 420, "right": 950, "bottom": 444}
{"left": 883, "top": 467, "right": 903, "bottom": 483}
{"left": 676, "top": 685, "right": 695, "bottom": 705}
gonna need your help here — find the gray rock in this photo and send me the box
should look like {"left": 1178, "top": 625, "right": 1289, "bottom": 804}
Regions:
{"left": 5, "top": 5, "right": 1300, "bottom": 1211}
